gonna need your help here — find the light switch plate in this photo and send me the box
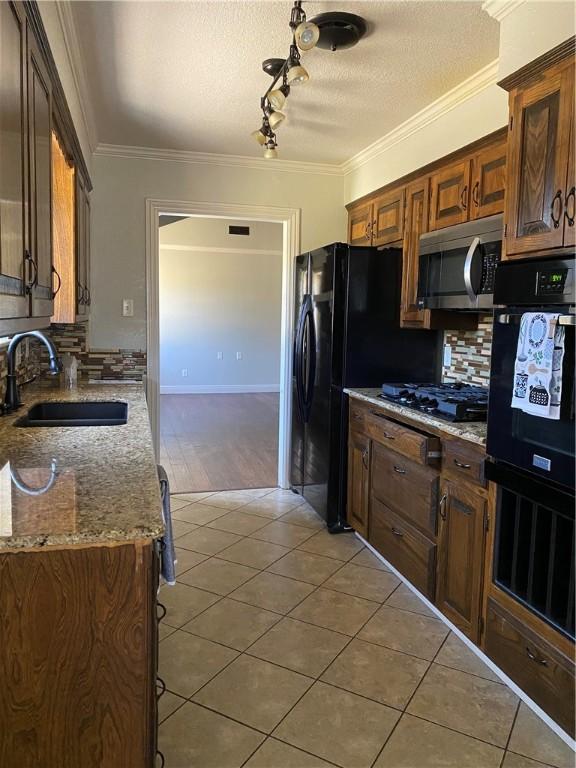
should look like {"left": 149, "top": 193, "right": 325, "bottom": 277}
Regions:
{"left": 236, "top": 352, "right": 242, "bottom": 360}
{"left": 122, "top": 299, "right": 134, "bottom": 317}
{"left": 217, "top": 351, "right": 223, "bottom": 360}
{"left": 443, "top": 344, "right": 452, "bottom": 367}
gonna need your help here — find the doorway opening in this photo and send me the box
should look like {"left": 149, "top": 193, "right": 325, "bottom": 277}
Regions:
{"left": 146, "top": 199, "right": 300, "bottom": 493}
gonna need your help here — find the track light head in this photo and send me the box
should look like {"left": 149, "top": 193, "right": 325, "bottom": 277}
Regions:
{"left": 295, "top": 21, "right": 319, "bottom": 51}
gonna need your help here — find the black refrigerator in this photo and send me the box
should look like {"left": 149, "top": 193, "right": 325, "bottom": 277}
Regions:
{"left": 291, "top": 242, "right": 440, "bottom": 532}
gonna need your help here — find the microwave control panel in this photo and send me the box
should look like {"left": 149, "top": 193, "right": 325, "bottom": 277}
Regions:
{"left": 480, "top": 244, "right": 501, "bottom": 293}
{"left": 536, "top": 267, "right": 573, "bottom": 297}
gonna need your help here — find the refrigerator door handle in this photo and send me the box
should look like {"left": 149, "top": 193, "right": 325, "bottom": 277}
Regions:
{"left": 303, "top": 301, "right": 316, "bottom": 414}
{"left": 294, "top": 296, "right": 310, "bottom": 421}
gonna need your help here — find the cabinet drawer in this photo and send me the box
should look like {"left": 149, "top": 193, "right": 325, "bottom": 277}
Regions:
{"left": 442, "top": 439, "right": 486, "bottom": 487}
{"left": 369, "top": 497, "right": 436, "bottom": 600}
{"left": 349, "top": 401, "right": 367, "bottom": 431}
{"left": 371, "top": 441, "right": 439, "bottom": 537}
{"left": 484, "top": 598, "right": 575, "bottom": 737}
{"left": 365, "top": 409, "right": 440, "bottom": 465}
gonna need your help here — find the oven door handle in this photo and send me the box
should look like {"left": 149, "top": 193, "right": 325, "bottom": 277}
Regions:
{"left": 497, "top": 312, "right": 575, "bottom": 326}
{"left": 463, "top": 236, "right": 481, "bottom": 303}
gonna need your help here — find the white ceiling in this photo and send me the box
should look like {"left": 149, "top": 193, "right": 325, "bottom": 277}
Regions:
{"left": 71, "top": 0, "right": 500, "bottom": 164}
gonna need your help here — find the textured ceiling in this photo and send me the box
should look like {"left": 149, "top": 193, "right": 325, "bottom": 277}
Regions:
{"left": 71, "top": 1, "right": 500, "bottom": 164}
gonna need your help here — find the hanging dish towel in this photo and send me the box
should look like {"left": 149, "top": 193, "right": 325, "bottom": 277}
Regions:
{"left": 157, "top": 465, "right": 177, "bottom": 586}
{"left": 511, "top": 312, "right": 564, "bottom": 420}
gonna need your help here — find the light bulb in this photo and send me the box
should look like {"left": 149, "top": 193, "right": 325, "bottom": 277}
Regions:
{"left": 286, "top": 63, "right": 309, "bottom": 85}
{"left": 264, "top": 146, "right": 278, "bottom": 159}
{"left": 295, "top": 21, "right": 319, "bottom": 51}
{"left": 268, "top": 110, "right": 285, "bottom": 130}
{"left": 251, "top": 128, "right": 267, "bottom": 146}
{"left": 268, "top": 89, "right": 287, "bottom": 111}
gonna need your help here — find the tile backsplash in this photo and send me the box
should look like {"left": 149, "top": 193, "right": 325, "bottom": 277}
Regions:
{"left": 442, "top": 314, "right": 493, "bottom": 387}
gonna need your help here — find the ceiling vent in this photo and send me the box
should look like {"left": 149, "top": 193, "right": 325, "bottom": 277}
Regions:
{"left": 229, "top": 225, "right": 250, "bottom": 236}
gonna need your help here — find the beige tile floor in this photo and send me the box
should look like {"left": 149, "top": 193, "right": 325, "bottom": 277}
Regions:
{"left": 158, "top": 488, "right": 575, "bottom": 768}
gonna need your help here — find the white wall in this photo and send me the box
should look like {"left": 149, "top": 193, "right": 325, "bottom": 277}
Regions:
{"left": 89, "top": 155, "right": 346, "bottom": 350}
{"left": 159, "top": 219, "right": 283, "bottom": 392}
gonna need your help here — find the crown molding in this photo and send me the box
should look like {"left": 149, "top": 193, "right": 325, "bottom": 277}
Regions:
{"left": 94, "top": 143, "right": 343, "bottom": 176}
{"left": 55, "top": 1, "right": 99, "bottom": 153}
{"left": 482, "top": 0, "right": 526, "bottom": 22}
{"left": 341, "top": 59, "right": 500, "bottom": 176}
{"left": 160, "top": 244, "right": 283, "bottom": 256}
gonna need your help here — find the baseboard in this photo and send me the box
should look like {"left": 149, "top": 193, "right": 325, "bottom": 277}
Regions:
{"left": 160, "top": 384, "right": 281, "bottom": 394}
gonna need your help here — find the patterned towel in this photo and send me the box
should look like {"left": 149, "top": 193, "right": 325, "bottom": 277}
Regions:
{"left": 511, "top": 313, "right": 564, "bottom": 420}
{"left": 157, "top": 465, "right": 177, "bottom": 586}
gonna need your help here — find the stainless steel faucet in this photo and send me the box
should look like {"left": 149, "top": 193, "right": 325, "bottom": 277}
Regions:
{"left": 3, "top": 331, "right": 62, "bottom": 411}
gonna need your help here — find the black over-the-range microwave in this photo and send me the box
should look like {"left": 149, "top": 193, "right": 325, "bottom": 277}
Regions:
{"left": 417, "top": 213, "right": 502, "bottom": 311}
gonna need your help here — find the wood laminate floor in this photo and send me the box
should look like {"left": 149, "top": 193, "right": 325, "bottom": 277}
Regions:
{"left": 160, "top": 393, "right": 280, "bottom": 493}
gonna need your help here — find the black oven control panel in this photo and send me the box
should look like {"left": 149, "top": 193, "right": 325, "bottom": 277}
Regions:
{"left": 536, "top": 267, "right": 573, "bottom": 297}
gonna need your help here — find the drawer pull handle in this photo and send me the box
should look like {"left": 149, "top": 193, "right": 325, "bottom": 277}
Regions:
{"left": 391, "top": 527, "right": 404, "bottom": 537}
{"left": 453, "top": 459, "right": 471, "bottom": 469}
{"left": 393, "top": 465, "right": 407, "bottom": 475}
{"left": 352, "top": 412, "right": 362, "bottom": 421}
{"left": 526, "top": 647, "right": 548, "bottom": 666}
{"left": 156, "top": 676, "right": 167, "bottom": 699}
{"left": 551, "top": 189, "right": 563, "bottom": 228}
{"left": 362, "top": 447, "right": 369, "bottom": 470}
{"left": 157, "top": 602, "right": 167, "bottom": 622}
{"left": 439, "top": 493, "right": 447, "bottom": 521}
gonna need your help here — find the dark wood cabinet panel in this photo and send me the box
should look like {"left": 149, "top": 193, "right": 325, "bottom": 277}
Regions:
{"left": 370, "top": 496, "right": 436, "bottom": 599}
{"left": 28, "top": 35, "right": 53, "bottom": 319}
{"left": 75, "top": 174, "right": 90, "bottom": 316}
{"left": 400, "top": 178, "right": 430, "bottom": 328}
{"left": 348, "top": 201, "right": 373, "bottom": 245}
{"left": 504, "top": 58, "right": 574, "bottom": 256}
{"left": 564, "top": 112, "right": 575, "bottom": 247}
{"left": 372, "top": 187, "right": 405, "bottom": 246}
{"left": 436, "top": 479, "right": 486, "bottom": 641}
{"left": 471, "top": 141, "right": 507, "bottom": 220}
{"left": 371, "top": 441, "right": 438, "bottom": 537}
{"left": 0, "top": 1, "right": 29, "bottom": 321}
{"left": 429, "top": 160, "right": 471, "bottom": 230}
{"left": 485, "top": 598, "right": 575, "bottom": 737}
{"left": 0, "top": 541, "right": 158, "bottom": 767}
{"left": 347, "top": 429, "right": 370, "bottom": 537}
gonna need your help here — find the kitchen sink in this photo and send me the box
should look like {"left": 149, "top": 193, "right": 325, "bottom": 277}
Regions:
{"left": 14, "top": 401, "right": 128, "bottom": 427}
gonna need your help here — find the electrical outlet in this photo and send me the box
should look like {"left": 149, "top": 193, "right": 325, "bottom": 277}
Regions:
{"left": 443, "top": 344, "right": 452, "bottom": 367}
{"left": 122, "top": 298, "right": 134, "bottom": 317}
{"left": 181, "top": 368, "right": 188, "bottom": 378}
{"left": 236, "top": 352, "right": 242, "bottom": 360}
{"left": 217, "top": 352, "right": 223, "bottom": 360}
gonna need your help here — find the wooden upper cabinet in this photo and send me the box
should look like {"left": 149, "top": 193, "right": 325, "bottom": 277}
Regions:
{"left": 28, "top": 36, "right": 54, "bottom": 319}
{"left": 504, "top": 57, "right": 574, "bottom": 257}
{"left": 75, "top": 175, "right": 91, "bottom": 316}
{"left": 401, "top": 178, "right": 430, "bottom": 328}
{"left": 348, "top": 201, "right": 373, "bottom": 245}
{"left": 347, "top": 427, "right": 370, "bottom": 538}
{"left": 0, "top": 1, "right": 29, "bottom": 323}
{"left": 372, "top": 187, "right": 405, "bottom": 246}
{"left": 470, "top": 140, "right": 507, "bottom": 220}
{"left": 436, "top": 478, "right": 487, "bottom": 641}
{"left": 563, "top": 109, "right": 575, "bottom": 247}
{"left": 429, "top": 159, "right": 471, "bottom": 230}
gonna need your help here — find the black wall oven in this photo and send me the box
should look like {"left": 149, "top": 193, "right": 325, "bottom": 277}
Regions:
{"left": 486, "top": 256, "right": 575, "bottom": 489}
{"left": 486, "top": 255, "right": 575, "bottom": 641}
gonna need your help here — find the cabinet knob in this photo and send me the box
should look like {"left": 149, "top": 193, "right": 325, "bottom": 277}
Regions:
{"left": 365, "top": 221, "right": 372, "bottom": 240}
{"left": 51, "top": 266, "right": 62, "bottom": 299}
{"left": 439, "top": 493, "right": 447, "bottom": 520}
{"left": 472, "top": 181, "right": 480, "bottom": 208}
{"left": 24, "top": 251, "right": 37, "bottom": 294}
{"left": 525, "top": 647, "right": 548, "bottom": 666}
{"left": 391, "top": 527, "right": 404, "bottom": 537}
{"left": 393, "top": 465, "right": 407, "bottom": 475}
{"left": 453, "top": 459, "right": 471, "bottom": 470}
{"left": 551, "top": 190, "right": 563, "bottom": 228}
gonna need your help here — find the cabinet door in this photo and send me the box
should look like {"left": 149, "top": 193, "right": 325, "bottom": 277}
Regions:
{"left": 436, "top": 479, "right": 486, "bottom": 641}
{"left": 563, "top": 113, "right": 575, "bottom": 247}
{"left": 347, "top": 429, "right": 370, "bottom": 538}
{"left": 75, "top": 176, "right": 90, "bottom": 316}
{"left": 470, "top": 140, "right": 507, "bottom": 220}
{"left": 372, "top": 187, "right": 405, "bottom": 246}
{"left": 0, "top": 1, "right": 29, "bottom": 320}
{"left": 348, "top": 201, "right": 373, "bottom": 245}
{"left": 28, "top": 38, "right": 53, "bottom": 318}
{"left": 401, "top": 178, "right": 430, "bottom": 328}
{"left": 429, "top": 160, "right": 471, "bottom": 230}
{"left": 504, "top": 60, "right": 574, "bottom": 256}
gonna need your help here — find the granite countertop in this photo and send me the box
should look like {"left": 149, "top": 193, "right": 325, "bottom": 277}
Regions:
{"left": 345, "top": 388, "right": 488, "bottom": 446}
{"left": 0, "top": 380, "right": 163, "bottom": 551}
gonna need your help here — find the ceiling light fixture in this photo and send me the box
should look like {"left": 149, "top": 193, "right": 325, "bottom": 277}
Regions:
{"left": 251, "top": 1, "right": 367, "bottom": 159}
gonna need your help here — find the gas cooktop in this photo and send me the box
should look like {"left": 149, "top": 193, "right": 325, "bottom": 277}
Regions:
{"left": 379, "top": 382, "right": 489, "bottom": 422}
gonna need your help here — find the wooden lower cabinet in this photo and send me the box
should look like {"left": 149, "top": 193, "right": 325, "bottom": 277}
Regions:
{"left": 0, "top": 540, "right": 159, "bottom": 767}
{"left": 347, "top": 429, "right": 370, "bottom": 538}
{"left": 436, "top": 478, "right": 487, "bottom": 642}
{"left": 485, "top": 597, "right": 575, "bottom": 737}
{"left": 369, "top": 496, "right": 436, "bottom": 600}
